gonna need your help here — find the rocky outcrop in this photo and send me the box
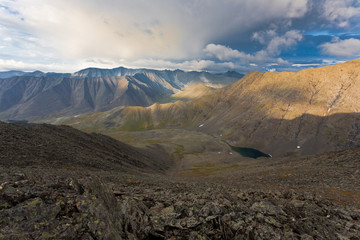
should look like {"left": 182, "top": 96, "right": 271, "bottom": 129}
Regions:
{"left": 0, "top": 170, "right": 124, "bottom": 239}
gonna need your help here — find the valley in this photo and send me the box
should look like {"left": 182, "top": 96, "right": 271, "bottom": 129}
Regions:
{"left": 1, "top": 60, "right": 360, "bottom": 239}
{"left": 0, "top": 121, "right": 359, "bottom": 239}
{"left": 57, "top": 59, "right": 360, "bottom": 158}
{"left": 3, "top": 1, "right": 360, "bottom": 239}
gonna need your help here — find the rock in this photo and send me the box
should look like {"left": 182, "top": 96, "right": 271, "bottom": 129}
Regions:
{"left": 250, "top": 201, "right": 286, "bottom": 216}
{"left": 300, "top": 234, "right": 314, "bottom": 240}
{"left": 1, "top": 168, "right": 359, "bottom": 239}
{"left": 0, "top": 172, "right": 124, "bottom": 240}
{"left": 161, "top": 205, "right": 175, "bottom": 216}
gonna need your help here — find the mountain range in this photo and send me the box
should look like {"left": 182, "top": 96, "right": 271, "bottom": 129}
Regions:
{"left": 1, "top": 61, "right": 360, "bottom": 239}
{"left": 61, "top": 59, "right": 360, "bottom": 157}
{"left": 0, "top": 67, "right": 243, "bottom": 120}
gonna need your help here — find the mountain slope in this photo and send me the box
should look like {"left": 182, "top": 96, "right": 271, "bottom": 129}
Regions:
{"left": 170, "top": 83, "right": 216, "bottom": 101}
{"left": 63, "top": 59, "right": 360, "bottom": 156}
{"left": 0, "top": 67, "right": 242, "bottom": 120}
{"left": 0, "top": 121, "right": 170, "bottom": 172}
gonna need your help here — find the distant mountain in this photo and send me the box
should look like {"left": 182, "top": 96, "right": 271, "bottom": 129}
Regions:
{"left": 0, "top": 67, "right": 243, "bottom": 120}
{"left": 63, "top": 59, "right": 360, "bottom": 157}
{"left": 72, "top": 67, "right": 242, "bottom": 88}
{"left": 0, "top": 70, "right": 71, "bottom": 79}
{"left": 0, "top": 70, "right": 27, "bottom": 78}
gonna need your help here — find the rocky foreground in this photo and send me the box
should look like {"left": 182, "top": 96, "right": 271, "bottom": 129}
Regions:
{"left": 0, "top": 122, "right": 359, "bottom": 239}
{"left": 1, "top": 167, "right": 359, "bottom": 240}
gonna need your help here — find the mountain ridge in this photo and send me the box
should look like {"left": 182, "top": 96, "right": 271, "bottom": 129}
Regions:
{"left": 61, "top": 58, "right": 360, "bottom": 157}
{"left": 0, "top": 67, "right": 243, "bottom": 120}
{"left": 0, "top": 66, "right": 244, "bottom": 79}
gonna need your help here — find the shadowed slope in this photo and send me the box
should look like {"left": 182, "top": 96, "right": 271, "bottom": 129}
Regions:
{"left": 0, "top": 121, "right": 170, "bottom": 172}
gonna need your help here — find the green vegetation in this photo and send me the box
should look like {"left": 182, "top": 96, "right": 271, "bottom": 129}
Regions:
{"left": 171, "top": 144, "right": 186, "bottom": 159}
{"left": 185, "top": 163, "right": 245, "bottom": 176}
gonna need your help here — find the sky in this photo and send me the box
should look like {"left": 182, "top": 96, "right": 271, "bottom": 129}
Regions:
{"left": 0, "top": 0, "right": 360, "bottom": 73}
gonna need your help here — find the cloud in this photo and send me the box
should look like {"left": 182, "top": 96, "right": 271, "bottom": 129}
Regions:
{"left": 204, "top": 30, "right": 302, "bottom": 66}
{"left": 1, "top": 0, "right": 359, "bottom": 73}
{"left": 252, "top": 29, "right": 303, "bottom": 55}
{"left": 292, "top": 63, "right": 321, "bottom": 67}
{"left": 322, "top": 0, "right": 360, "bottom": 27}
{"left": 320, "top": 38, "right": 360, "bottom": 57}
{"left": 204, "top": 44, "right": 267, "bottom": 63}
{"left": 265, "top": 30, "right": 303, "bottom": 55}
{"left": 203, "top": 44, "right": 243, "bottom": 61}
{"left": 252, "top": 30, "right": 277, "bottom": 44}
{"left": 0, "top": 59, "right": 72, "bottom": 72}
{"left": 0, "top": 57, "right": 237, "bottom": 73}
{"left": 0, "top": 1, "right": 309, "bottom": 67}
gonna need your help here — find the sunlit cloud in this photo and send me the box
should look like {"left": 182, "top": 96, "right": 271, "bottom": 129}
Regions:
{"left": 320, "top": 38, "right": 360, "bottom": 57}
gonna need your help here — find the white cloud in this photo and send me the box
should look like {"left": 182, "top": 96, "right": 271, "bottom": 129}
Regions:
{"left": 204, "top": 44, "right": 268, "bottom": 63}
{"left": 322, "top": 59, "right": 346, "bottom": 65}
{"left": 322, "top": 0, "right": 360, "bottom": 27}
{"left": 292, "top": 63, "right": 321, "bottom": 67}
{"left": 203, "top": 44, "right": 243, "bottom": 61}
{"left": 252, "top": 29, "right": 303, "bottom": 55}
{"left": 0, "top": 57, "right": 237, "bottom": 73}
{"left": 252, "top": 30, "right": 277, "bottom": 44}
{"left": 111, "top": 59, "right": 236, "bottom": 73}
{"left": 204, "top": 43, "right": 291, "bottom": 67}
{"left": 320, "top": 38, "right": 360, "bottom": 57}
{"left": 0, "top": 59, "right": 72, "bottom": 72}
{"left": 204, "top": 30, "right": 302, "bottom": 66}
{"left": 266, "top": 30, "right": 303, "bottom": 55}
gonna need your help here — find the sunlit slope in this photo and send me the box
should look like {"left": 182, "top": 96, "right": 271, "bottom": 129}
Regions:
{"left": 170, "top": 83, "right": 216, "bottom": 101}
{"left": 65, "top": 59, "right": 360, "bottom": 156}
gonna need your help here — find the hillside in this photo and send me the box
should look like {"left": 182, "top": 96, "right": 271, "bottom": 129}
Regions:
{"left": 0, "top": 67, "right": 242, "bottom": 120}
{"left": 169, "top": 82, "right": 216, "bottom": 101}
{"left": 62, "top": 59, "right": 360, "bottom": 156}
{"left": 0, "top": 121, "right": 170, "bottom": 172}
